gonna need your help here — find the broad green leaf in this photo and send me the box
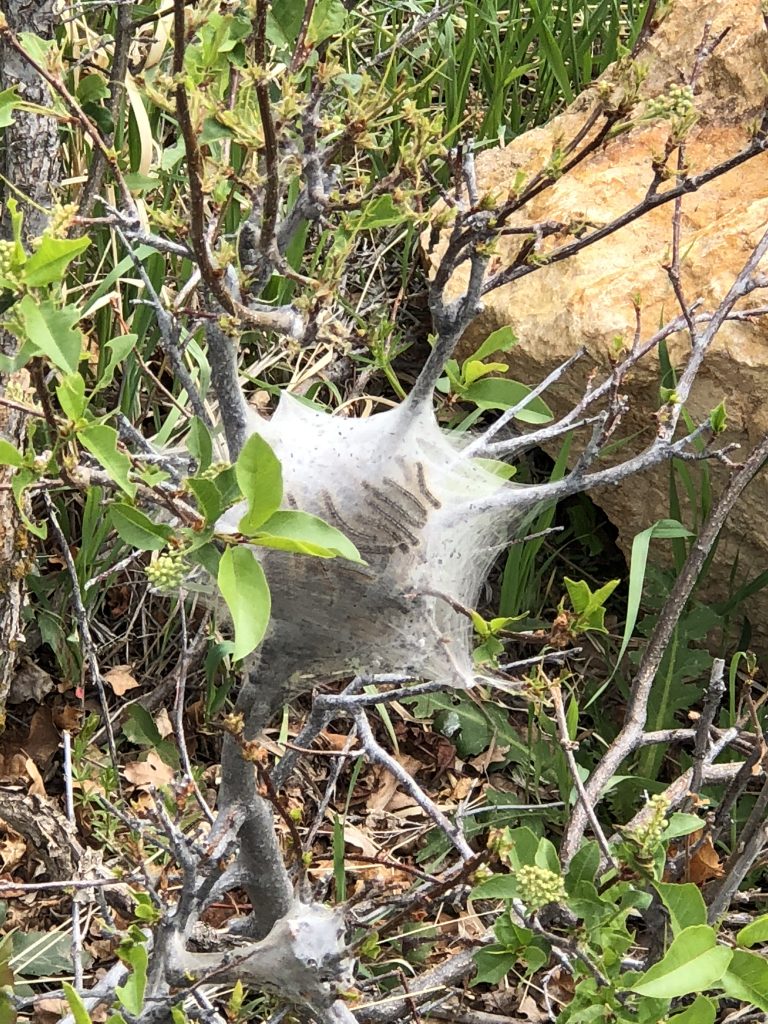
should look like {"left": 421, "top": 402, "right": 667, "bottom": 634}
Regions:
{"left": 108, "top": 504, "right": 172, "bottom": 551}
{"left": 307, "top": 0, "right": 347, "bottom": 44}
{"left": 76, "top": 73, "right": 110, "bottom": 102}
{"left": 653, "top": 881, "right": 707, "bottom": 936}
{"left": 668, "top": 995, "right": 716, "bottom": 1024}
{"left": 470, "top": 874, "right": 520, "bottom": 900}
{"left": 63, "top": 982, "right": 92, "bottom": 1024}
{"left": 56, "top": 373, "right": 87, "bottom": 421}
{"left": 471, "top": 325, "right": 519, "bottom": 363}
{"left": 356, "top": 194, "right": 407, "bottom": 230}
{"left": 116, "top": 942, "right": 148, "bottom": 1016}
{"left": 24, "top": 235, "right": 90, "bottom": 287}
{"left": 187, "top": 417, "right": 213, "bottom": 472}
{"left": 720, "top": 948, "right": 768, "bottom": 1011}
{"left": 737, "top": 911, "right": 768, "bottom": 947}
{"left": 13, "top": 296, "right": 82, "bottom": 374}
{"left": 462, "top": 378, "right": 553, "bottom": 424}
{"left": 471, "top": 945, "right": 517, "bottom": 985}
{"left": 235, "top": 433, "right": 282, "bottom": 533}
{"left": 267, "top": 0, "right": 303, "bottom": 46}
{"left": 187, "top": 477, "right": 223, "bottom": 524}
{"left": 534, "top": 837, "right": 560, "bottom": 873}
{"left": 217, "top": 546, "right": 271, "bottom": 660}
{"left": 79, "top": 422, "right": 136, "bottom": 497}
{"left": 122, "top": 706, "right": 179, "bottom": 767}
{"left": 249, "top": 510, "right": 362, "bottom": 562}
{"left": 630, "top": 925, "right": 731, "bottom": 998}
{"left": 660, "top": 814, "right": 705, "bottom": 842}
{"left": 565, "top": 841, "right": 600, "bottom": 895}
{"left": 0, "top": 440, "right": 23, "bottom": 467}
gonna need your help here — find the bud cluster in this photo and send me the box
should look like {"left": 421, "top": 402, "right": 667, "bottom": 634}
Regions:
{"left": 628, "top": 793, "right": 670, "bottom": 854}
{"left": 515, "top": 864, "right": 566, "bottom": 911}
{"left": 145, "top": 550, "right": 186, "bottom": 591}
{"left": 646, "top": 83, "right": 695, "bottom": 122}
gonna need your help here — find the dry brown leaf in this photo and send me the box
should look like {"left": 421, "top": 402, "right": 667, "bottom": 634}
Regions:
{"left": 24, "top": 756, "right": 46, "bottom": 797}
{"left": 8, "top": 660, "right": 55, "bottom": 705}
{"left": 123, "top": 751, "right": 174, "bottom": 789}
{"left": 0, "top": 832, "right": 26, "bottom": 871}
{"left": 340, "top": 820, "right": 379, "bottom": 857}
{"left": 25, "top": 706, "right": 60, "bottom": 767}
{"left": 686, "top": 832, "right": 725, "bottom": 884}
{"left": 154, "top": 707, "right": 173, "bottom": 739}
{"left": 32, "top": 996, "right": 69, "bottom": 1024}
{"left": 104, "top": 665, "right": 140, "bottom": 696}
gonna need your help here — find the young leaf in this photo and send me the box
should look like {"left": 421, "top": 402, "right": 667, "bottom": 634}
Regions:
{"left": 668, "top": 996, "right": 716, "bottom": 1024}
{"left": 24, "top": 235, "right": 90, "bottom": 287}
{"left": 462, "top": 378, "right": 553, "bottom": 424}
{"left": 235, "top": 433, "right": 282, "bottom": 533}
{"left": 62, "top": 982, "right": 93, "bottom": 1024}
{"left": 56, "top": 373, "right": 87, "bottom": 421}
{"left": 13, "top": 297, "right": 82, "bottom": 375}
{"left": 96, "top": 334, "right": 137, "bottom": 391}
{"left": 471, "top": 325, "right": 519, "bottom": 363}
{"left": 79, "top": 422, "right": 136, "bottom": 498}
{"left": 737, "top": 911, "right": 768, "bottom": 947}
{"left": 653, "top": 881, "right": 707, "bottom": 935}
{"left": 217, "top": 546, "right": 271, "bottom": 660}
{"left": 630, "top": 925, "right": 731, "bottom": 998}
{"left": 12, "top": 467, "right": 47, "bottom": 538}
{"left": 720, "top": 948, "right": 768, "bottom": 1011}
{"left": 249, "top": 510, "right": 362, "bottom": 561}
{"left": 115, "top": 942, "right": 148, "bottom": 1016}
{"left": 108, "top": 504, "right": 172, "bottom": 551}
{"left": 0, "top": 439, "right": 23, "bottom": 467}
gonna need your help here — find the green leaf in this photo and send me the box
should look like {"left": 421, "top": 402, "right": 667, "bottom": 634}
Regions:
{"left": 472, "top": 945, "right": 517, "bottom": 985}
{"left": 668, "top": 995, "right": 716, "bottom": 1024}
{"left": 11, "top": 467, "right": 46, "bottom": 538}
{"left": 356, "top": 194, "right": 408, "bottom": 230}
{"left": 534, "top": 837, "right": 560, "bottom": 873}
{"left": 187, "top": 417, "right": 213, "bottom": 473}
{"left": 235, "top": 433, "right": 282, "bottom": 533}
{"left": 307, "top": 0, "right": 347, "bottom": 44}
{"left": 653, "top": 881, "right": 707, "bottom": 935}
{"left": 462, "top": 378, "right": 553, "bottom": 424}
{"left": 470, "top": 874, "right": 520, "bottom": 900}
{"left": 463, "top": 359, "right": 509, "bottom": 385}
{"left": 249, "top": 509, "right": 362, "bottom": 562}
{"left": 187, "top": 477, "right": 223, "bottom": 524}
{"left": 720, "top": 948, "right": 768, "bottom": 1011}
{"left": 472, "top": 457, "right": 517, "bottom": 480}
{"left": 471, "top": 325, "right": 519, "bottom": 363}
{"left": 79, "top": 422, "right": 136, "bottom": 497}
{"left": 0, "top": 440, "right": 23, "bottom": 468}
{"left": 97, "top": 334, "right": 137, "bottom": 391}
{"left": 24, "top": 235, "right": 90, "bottom": 287}
{"left": 217, "top": 546, "right": 271, "bottom": 660}
{"left": 630, "top": 925, "right": 731, "bottom": 998}
{"left": 76, "top": 73, "right": 110, "bottom": 103}
{"left": 565, "top": 841, "right": 600, "bottom": 895}
{"left": 13, "top": 296, "right": 82, "bottom": 374}
{"left": 737, "top": 911, "right": 768, "bottom": 947}
{"left": 63, "top": 983, "right": 92, "bottom": 1024}
{"left": 122, "top": 706, "right": 179, "bottom": 767}
{"left": 108, "top": 504, "right": 172, "bottom": 551}
{"left": 116, "top": 942, "right": 148, "bottom": 1016}
{"left": 588, "top": 519, "right": 693, "bottom": 707}
{"left": 709, "top": 400, "right": 727, "bottom": 434}
{"left": 56, "top": 373, "right": 87, "bottom": 421}
{"left": 0, "top": 86, "right": 20, "bottom": 129}
{"left": 660, "top": 814, "right": 705, "bottom": 842}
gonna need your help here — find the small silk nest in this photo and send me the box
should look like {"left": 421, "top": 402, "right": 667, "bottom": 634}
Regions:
{"left": 218, "top": 392, "right": 534, "bottom": 691}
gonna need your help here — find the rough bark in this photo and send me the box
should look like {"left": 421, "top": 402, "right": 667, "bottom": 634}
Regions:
{"left": 0, "top": 0, "right": 60, "bottom": 721}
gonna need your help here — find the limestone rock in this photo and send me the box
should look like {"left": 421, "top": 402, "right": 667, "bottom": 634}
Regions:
{"left": 437, "top": 0, "right": 768, "bottom": 640}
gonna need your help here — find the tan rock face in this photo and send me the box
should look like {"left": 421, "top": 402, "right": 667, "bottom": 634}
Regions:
{"left": 441, "top": 0, "right": 768, "bottom": 638}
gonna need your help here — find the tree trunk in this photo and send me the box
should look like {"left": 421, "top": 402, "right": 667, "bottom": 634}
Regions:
{"left": 0, "top": 0, "right": 60, "bottom": 721}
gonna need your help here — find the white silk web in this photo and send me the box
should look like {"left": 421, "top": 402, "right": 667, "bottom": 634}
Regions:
{"left": 219, "top": 392, "right": 532, "bottom": 689}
